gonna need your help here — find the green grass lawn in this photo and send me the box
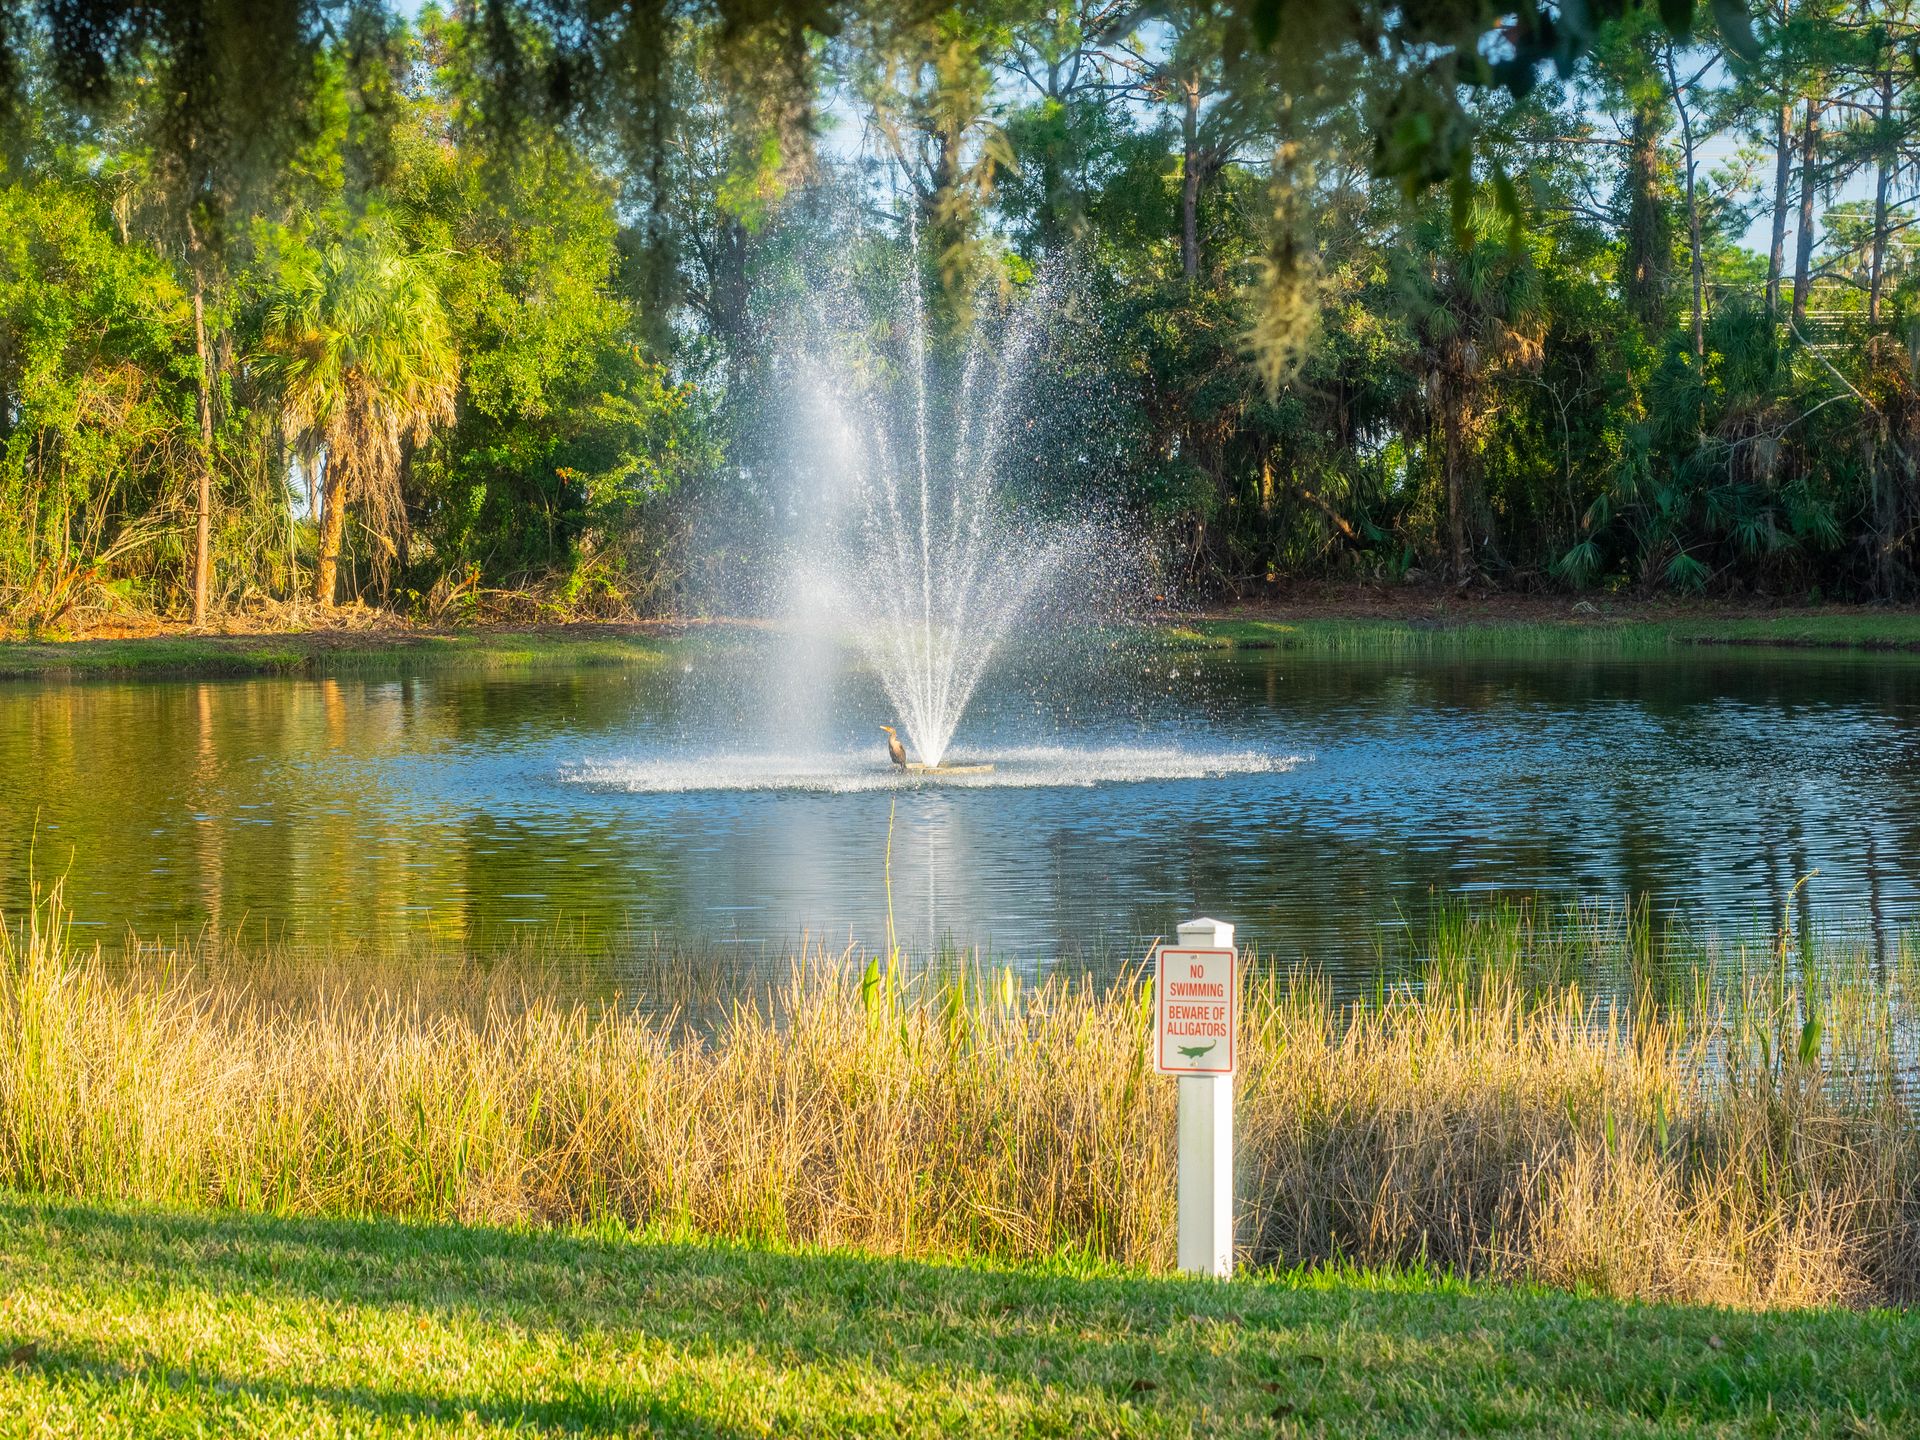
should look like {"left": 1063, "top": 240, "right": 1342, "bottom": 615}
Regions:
{"left": 0, "top": 1196, "right": 1912, "bottom": 1438}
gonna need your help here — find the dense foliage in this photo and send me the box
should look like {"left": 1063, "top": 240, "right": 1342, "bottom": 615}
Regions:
{"left": 1, "top": 0, "right": 1917, "bottom": 628}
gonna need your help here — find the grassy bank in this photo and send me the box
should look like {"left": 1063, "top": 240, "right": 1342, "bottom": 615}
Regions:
{"left": 0, "top": 623, "right": 685, "bottom": 680}
{"left": 4, "top": 890, "right": 1917, "bottom": 1312}
{"left": 3, "top": 1195, "right": 1916, "bottom": 1438}
{"left": 1162, "top": 608, "right": 1920, "bottom": 656}
{"left": 6, "top": 600, "right": 1920, "bottom": 680}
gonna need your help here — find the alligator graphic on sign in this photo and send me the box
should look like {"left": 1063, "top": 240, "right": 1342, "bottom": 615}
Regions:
{"left": 1176, "top": 1041, "right": 1217, "bottom": 1061}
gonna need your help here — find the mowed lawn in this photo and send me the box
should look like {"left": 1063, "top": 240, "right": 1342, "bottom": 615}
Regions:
{"left": 0, "top": 1196, "right": 1914, "bottom": 1438}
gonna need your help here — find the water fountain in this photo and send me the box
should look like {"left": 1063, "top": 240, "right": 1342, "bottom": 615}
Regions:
{"left": 784, "top": 250, "right": 1097, "bottom": 774}
{"left": 570, "top": 227, "right": 1291, "bottom": 797}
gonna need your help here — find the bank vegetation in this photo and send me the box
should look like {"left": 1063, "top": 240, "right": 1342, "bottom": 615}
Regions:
{"left": 2, "top": 888, "right": 1915, "bottom": 1310}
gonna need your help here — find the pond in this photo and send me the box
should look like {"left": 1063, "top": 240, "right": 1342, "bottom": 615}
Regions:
{"left": 2, "top": 634, "right": 1916, "bottom": 991}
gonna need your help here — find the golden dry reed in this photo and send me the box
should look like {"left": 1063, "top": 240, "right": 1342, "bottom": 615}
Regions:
{"left": 3, "top": 886, "right": 1916, "bottom": 1309}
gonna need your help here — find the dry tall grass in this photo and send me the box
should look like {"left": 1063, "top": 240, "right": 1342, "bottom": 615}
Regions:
{"left": 3, "top": 887, "right": 1915, "bottom": 1308}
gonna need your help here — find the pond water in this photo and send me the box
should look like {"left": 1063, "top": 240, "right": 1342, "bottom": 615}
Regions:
{"left": 2, "top": 635, "right": 1916, "bottom": 989}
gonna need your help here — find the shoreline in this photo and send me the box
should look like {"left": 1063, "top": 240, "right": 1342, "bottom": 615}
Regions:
{"left": 1161, "top": 588, "right": 1920, "bottom": 653}
{"left": 0, "top": 619, "right": 692, "bottom": 681}
{"left": 3, "top": 591, "right": 1920, "bottom": 680}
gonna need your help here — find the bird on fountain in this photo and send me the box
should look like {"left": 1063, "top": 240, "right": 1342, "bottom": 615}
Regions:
{"left": 879, "top": 724, "right": 908, "bottom": 769}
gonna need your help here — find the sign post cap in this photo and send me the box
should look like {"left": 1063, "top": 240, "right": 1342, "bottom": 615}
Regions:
{"left": 1177, "top": 916, "right": 1235, "bottom": 946}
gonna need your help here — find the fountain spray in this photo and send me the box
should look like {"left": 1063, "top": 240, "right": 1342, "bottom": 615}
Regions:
{"left": 788, "top": 232, "right": 1085, "bottom": 769}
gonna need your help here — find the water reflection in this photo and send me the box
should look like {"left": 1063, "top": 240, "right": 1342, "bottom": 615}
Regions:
{"left": 1, "top": 642, "right": 1916, "bottom": 989}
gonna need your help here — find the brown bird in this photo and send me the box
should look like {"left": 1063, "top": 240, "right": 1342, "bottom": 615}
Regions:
{"left": 878, "top": 724, "right": 908, "bottom": 769}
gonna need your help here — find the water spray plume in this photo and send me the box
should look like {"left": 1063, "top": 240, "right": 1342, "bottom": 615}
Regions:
{"left": 788, "top": 240, "right": 1090, "bottom": 769}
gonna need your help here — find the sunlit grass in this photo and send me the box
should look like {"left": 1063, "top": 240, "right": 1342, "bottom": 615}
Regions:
{"left": 5, "top": 1195, "right": 1919, "bottom": 1438}
{"left": 7, "top": 606, "right": 1920, "bottom": 679}
{"left": 3, "top": 885, "right": 1916, "bottom": 1310}
{"left": 1157, "top": 612, "right": 1920, "bottom": 655}
{"left": 0, "top": 627, "right": 676, "bottom": 679}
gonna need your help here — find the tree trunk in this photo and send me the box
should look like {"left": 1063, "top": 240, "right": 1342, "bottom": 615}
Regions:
{"left": 1686, "top": 178, "right": 1705, "bottom": 360}
{"left": 1668, "top": 52, "right": 1706, "bottom": 360}
{"left": 1038, "top": 140, "right": 1064, "bottom": 251}
{"left": 1621, "top": 87, "right": 1671, "bottom": 335}
{"left": 1872, "top": 441, "right": 1894, "bottom": 598}
{"left": 1766, "top": 101, "right": 1792, "bottom": 316}
{"left": 1036, "top": 62, "right": 1067, "bottom": 251}
{"left": 312, "top": 454, "right": 346, "bottom": 606}
{"left": 189, "top": 241, "right": 214, "bottom": 627}
{"left": 1443, "top": 374, "right": 1469, "bottom": 580}
{"left": 1870, "top": 69, "right": 1893, "bottom": 323}
{"left": 1791, "top": 98, "right": 1821, "bottom": 326}
{"left": 1180, "top": 73, "right": 1202, "bottom": 283}
{"left": 709, "top": 213, "right": 753, "bottom": 372}
{"left": 642, "top": 35, "right": 673, "bottom": 351}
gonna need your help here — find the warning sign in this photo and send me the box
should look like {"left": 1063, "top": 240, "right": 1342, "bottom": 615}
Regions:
{"left": 1153, "top": 945, "right": 1236, "bottom": 1076}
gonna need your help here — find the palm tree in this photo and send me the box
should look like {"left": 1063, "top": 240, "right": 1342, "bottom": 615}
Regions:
{"left": 1389, "top": 208, "right": 1543, "bottom": 581}
{"left": 260, "top": 219, "right": 459, "bottom": 606}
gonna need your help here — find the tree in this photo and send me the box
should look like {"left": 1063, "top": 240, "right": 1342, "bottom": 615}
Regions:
{"left": 652, "top": 22, "right": 803, "bottom": 373}
{"left": 998, "top": 0, "right": 1139, "bottom": 251}
{"left": 259, "top": 217, "right": 458, "bottom": 605}
{"left": 1663, "top": 42, "right": 1723, "bottom": 360}
{"left": 850, "top": 4, "right": 1016, "bottom": 321}
{"left": 6, "top": 0, "right": 327, "bottom": 624}
{"left": 0, "top": 178, "right": 188, "bottom": 627}
{"left": 1593, "top": 17, "right": 1676, "bottom": 337}
{"left": 1819, "top": 0, "right": 1920, "bottom": 321}
{"left": 1387, "top": 206, "right": 1544, "bottom": 581}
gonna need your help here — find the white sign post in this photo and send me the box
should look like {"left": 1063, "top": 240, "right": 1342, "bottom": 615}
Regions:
{"left": 1155, "top": 917, "right": 1236, "bottom": 1278}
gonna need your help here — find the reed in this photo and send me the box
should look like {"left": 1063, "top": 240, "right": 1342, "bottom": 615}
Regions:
{"left": 3, "top": 885, "right": 1915, "bottom": 1309}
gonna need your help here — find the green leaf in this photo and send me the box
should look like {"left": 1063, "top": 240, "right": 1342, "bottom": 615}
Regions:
{"left": 1491, "top": 165, "right": 1524, "bottom": 251}
{"left": 1664, "top": 552, "right": 1710, "bottom": 593}
{"left": 1798, "top": 1014, "right": 1822, "bottom": 1066}
{"left": 1492, "top": 167, "right": 1520, "bottom": 221}
{"left": 1712, "top": 0, "right": 1762, "bottom": 60}
{"left": 1558, "top": 0, "right": 1596, "bottom": 46}
{"left": 1449, "top": 150, "right": 1474, "bottom": 247}
{"left": 1660, "top": 0, "right": 1695, "bottom": 38}
{"left": 1552, "top": 539, "right": 1601, "bottom": 587}
{"left": 1250, "top": 0, "right": 1284, "bottom": 48}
